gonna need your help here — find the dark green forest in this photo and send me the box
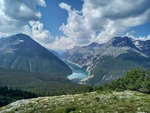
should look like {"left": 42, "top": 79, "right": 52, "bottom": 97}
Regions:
{"left": 0, "top": 86, "right": 37, "bottom": 107}
{"left": 0, "top": 67, "right": 93, "bottom": 96}
{"left": 104, "top": 68, "right": 150, "bottom": 93}
{"left": 0, "top": 68, "right": 93, "bottom": 107}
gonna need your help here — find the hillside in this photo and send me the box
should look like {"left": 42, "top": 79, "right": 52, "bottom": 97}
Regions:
{"left": 0, "top": 90, "right": 150, "bottom": 113}
{"left": 0, "top": 33, "right": 72, "bottom": 76}
{"left": 0, "top": 67, "right": 92, "bottom": 96}
{"left": 62, "top": 37, "right": 150, "bottom": 85}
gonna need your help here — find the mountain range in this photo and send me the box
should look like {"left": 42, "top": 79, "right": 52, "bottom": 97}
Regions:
{"left": 61, "top": 36, "right": 150, "bottom": 85}
{"left": 0, "top": 34, "right": 93, "bottom": 97}
{"left": 0, "top": 33, "right": 72, "bottom": 76}
{"left": 0, "top": 34, "right": 150, "bottom": 111}
{"left": 1, "top": 34, "right": 150, "bottom": 86}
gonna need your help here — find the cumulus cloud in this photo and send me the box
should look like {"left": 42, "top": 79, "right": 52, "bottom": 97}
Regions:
{"left": 52, "top": 0, "right": 150, "bottom": 50}
{"left": 47, "top": 36, "right": 75, "bottom": 50}
{"left": 23, "top": 21, "right": 54, "bottom": 44}
{"left": 96, "top": 20, "right": 127, "bottom": 43}
{"left": 3, "top": 0, "right": 46, "bottom": 21}
{"left": 0, "top": 0, "right": 54, "bottom": 50}
{"left": 0, "top": 0, "right": 150, "bottom": 51}
{"left": 52, "top": 2, "right": 95, "bottom": 50}
{"left": 0, "top": 0, "right": 55, "bottom": 51}
{"left": 0, "top": 0, "right": 47, "bottom": 37}
{"left": 82, "top": 0, "right": 150, "bottom": 43}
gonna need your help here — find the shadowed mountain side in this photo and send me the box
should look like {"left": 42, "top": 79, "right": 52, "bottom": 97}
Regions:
{"left": 0, "top": 34, "right": 72, "bottom": 76}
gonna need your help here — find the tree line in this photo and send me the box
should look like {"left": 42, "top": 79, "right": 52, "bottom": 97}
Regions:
{"left": 103, "top": 67, "right": 150, "bottom": 93}
{"left": 0, "top": 86, "right": 37, "bottom": 107}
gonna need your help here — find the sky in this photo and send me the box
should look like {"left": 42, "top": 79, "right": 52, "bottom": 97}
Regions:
{"left": 0, "top": 0, "right": 150, "bottom": 51}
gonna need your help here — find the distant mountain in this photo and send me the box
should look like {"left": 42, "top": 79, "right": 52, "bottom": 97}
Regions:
{"left": 48, "top": 49, "right": 60, "bottom": 57}
{"left": 133, "top": 40, "right": 150, "bottom": 57}
{"left": 0, "top": 33, "right": 72, "bottom": 76}
{"left": 61, "top": 36, "right": 150, "bottom": 85}
{"left": 83, "top": 42, "right": 102, "bottom": 48}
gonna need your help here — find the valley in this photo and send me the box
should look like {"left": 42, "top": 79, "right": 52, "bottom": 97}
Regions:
{"left": 0, "top": 34, "right": 150, "bottom": 113}
{"left": 62, "top": 37, "right": 150, "bottom": 85}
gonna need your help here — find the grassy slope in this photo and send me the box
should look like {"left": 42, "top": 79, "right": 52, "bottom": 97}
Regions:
{"left": 0, "top": 90, "right": 150, "bottom": 113}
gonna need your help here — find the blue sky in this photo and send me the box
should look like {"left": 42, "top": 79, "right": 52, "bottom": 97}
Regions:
{"left": 0, "top": 0, "right": 150, "bottom": 50}
{"left": 40, "top": 0, "right": 83, "bottom": 36}
{"left": 130, "top": 22, "right": 150, "bottom": 37}
{"left": 40, "top": 0, "right": 150, "bottom": 38}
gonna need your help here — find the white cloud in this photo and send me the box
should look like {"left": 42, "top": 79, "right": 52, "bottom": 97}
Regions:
{"left": 2, "top": 0, "right": 46, "bottom": 21}
{"left": 0, "top": 0, "right": 54, "bottom": 50}
{"left": 82, "top": 0, "right": 150, "bottom": 43}
{"left": 47, "top": 36, "right": 75, "bottom": 50}
{"left": 135, "top": 35, "right": 150, "bottom": 41}
{"left": 59, "top": 8, "right": 95, "bottom": 45}
{"left": 51, "top": 2, "right": 95, "bottom": 50}
{"left": 0, "top": 0, "right": 54, "bottom": 51}
{"left": 0, "top": 0, "right": 150, "bottom": 51}
{"left": 0, "top": 0, "right": 47, "bottom": 37}
{"left": 125, "top": 32, "right": 150, "bottom": 41}
{"left": 23, "top": 21, "right": 54, "bottom": 44}
{"left": 96, "top": 20, "right": 127, "bottom": 43}
{"left": 59, "top": 2, "right": 71, "bottom": 12}
{"left": 52, "top": 0, "right": 150, "bottom": 50}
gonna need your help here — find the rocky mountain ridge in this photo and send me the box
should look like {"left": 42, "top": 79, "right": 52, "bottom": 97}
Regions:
{"left": 61, "top": 37, "right": 150, "bottom": 85}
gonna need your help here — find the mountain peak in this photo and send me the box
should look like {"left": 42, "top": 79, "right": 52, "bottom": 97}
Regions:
{"left": 113, "top": 36, "right": 130, "bottom": 40}
{"left": 0, "top": 33, "right": 34, "bottom": 47}
{"left": 83, "top": 42, "right": 101, "bottom": 48}
{"left": 107, "top": 36, "right": 136, "bottom": 48}
{"left": 88, "top": 42, "right": 100, "bottom": 47}
{"left": 0, "top": 34, "right": 72, "bottom": 75}
{"left": 14, "top": 33, "right": 30, "bottom": 37}
{"left": 11, "top": 33, "right": 33, "bottom": 41}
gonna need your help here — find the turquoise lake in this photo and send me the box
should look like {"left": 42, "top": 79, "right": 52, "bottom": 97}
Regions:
{"left": 65, "top": 61, "right": 89, "bottom": 80}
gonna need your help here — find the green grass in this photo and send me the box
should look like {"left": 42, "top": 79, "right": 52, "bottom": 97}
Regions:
{"left": 0, "top": 90, "right": 150, "bottom": 113}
